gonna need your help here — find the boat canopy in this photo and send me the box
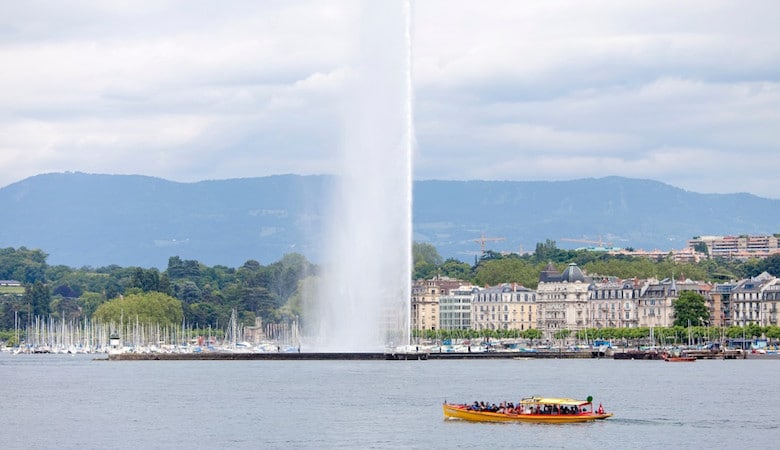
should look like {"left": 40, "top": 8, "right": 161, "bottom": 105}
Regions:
{"left": 520, "top": 397, "right": 589, "bottom": 406}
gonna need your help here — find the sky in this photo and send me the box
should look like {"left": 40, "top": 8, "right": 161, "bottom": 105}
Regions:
{"left": 1, "top": 0, "right": 779, "bottom": 199}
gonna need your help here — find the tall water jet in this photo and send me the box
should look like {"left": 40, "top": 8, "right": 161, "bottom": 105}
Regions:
{"left": 309, "top": 1, "right": 413, "bottom": 351}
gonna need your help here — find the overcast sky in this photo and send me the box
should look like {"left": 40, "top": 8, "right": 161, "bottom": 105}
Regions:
{"left": 1, "top": 0, "right": 778, "bottom": 198}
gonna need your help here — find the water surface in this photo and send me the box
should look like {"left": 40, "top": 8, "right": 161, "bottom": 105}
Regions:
{"left": 1, "top": 354, "right": 776, "bottom": 449}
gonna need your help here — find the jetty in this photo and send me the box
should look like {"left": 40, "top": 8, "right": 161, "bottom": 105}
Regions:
{"left": 107, "top": 349, "right": 605, "bottom": 361}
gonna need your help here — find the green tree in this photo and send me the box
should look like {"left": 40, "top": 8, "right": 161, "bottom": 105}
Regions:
{"left": 523, "top": 328, "right": 542, "bottom": 341}
{"left": 474, "top": 258, "right": 538, "bottom": 288}
{"left": 413, "top": 242, "right": 443, "bottom": 267}
{"left": 92, "top": 292, "right": 183, "bottom": 326}
{"left": 166, "top": 256, "right": 202, "bottom": 279}
{"left": 553, "top": 329, "right": 571, "bottom": 340}
{"left": 24, "top": 281, "right": 51, "bottom": 317}
{"left": 78, "top": 292, "right": 105, "bottom": 318}
{"left": 0, "top": 247, "right": 48, "bottom": 283}
{"left": 439, "top": 258, "right": 473, "bottom": 281}
{"left": 0, "top": 296, "right": 27, "bottom": 329}
{"left": 765, "top": 326, "right": 780, "bottom": 340}
{"left": 533, "top": 240, "right": 558, "bottom": 263}
{"left": 757, "top": 254, "right": 780, "bottom": 277}
{"left": 240, "top": 286, "right": 280, "bottom": 323}
{"left": 174, "top": 280, "right": 202, "bottom": 304}
{"left": 188, "top": 302, "right": 220, "bottom": 328}
{"left": 49, "top": 297, "right": 82, "bottom": 322}
{"left": 413, "top": 242, "right": 443, "bottom": 280}
{"left": 127, "top": 267, "right": 171, "bottom": 294}
{"left": 265, "top": 253, "right": 313, "bottom": 303}
{"left": 672, "top": 291, "right": 709, "bottom": 327}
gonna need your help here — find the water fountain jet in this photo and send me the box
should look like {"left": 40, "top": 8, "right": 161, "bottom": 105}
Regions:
{"left": 307, "top": 1, "right": 413, "bottom": 352}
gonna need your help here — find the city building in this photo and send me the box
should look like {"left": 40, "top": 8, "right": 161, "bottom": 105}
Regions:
{"left": 688, "top": 235, "right": 780, "bottom": 260}
{"left": 439, "top": 285, "right": 480, "bottom": 331}
{"left": 637, "top": 277, "right": 711, "bottom": 328}
{"left": 536, "top": 263, "right": 591, "bottom": 341}
{"left": 731, "top": 272, "right": 780, "bottom": 327}
{"left": 708, "top": 282, "right": 736, "bottom": 327}
{"left": 471, "top": 283, "right": 536, "bottom": 332}
{"left": 609, "top": 247, "right": 704, "bottom": 263}
{"left": 411, "top": 276, "right": 467, "bottom": 331}
{"left": 587, "top": 276, "right": 641, "bottom": 329}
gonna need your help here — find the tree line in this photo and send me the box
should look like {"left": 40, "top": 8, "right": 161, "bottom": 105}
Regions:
{"left": 1, "top": 248, "right": 315, "bottom": 334}
{"left": 413, "top": 240, "right": 779, "bottom": 288}
{"left": 1, "top": 242, "right": 779, "bottom": 336}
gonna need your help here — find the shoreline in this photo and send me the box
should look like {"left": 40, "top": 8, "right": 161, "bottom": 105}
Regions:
{"left": 102, "top": 349, "right": 780, "bottom": 361}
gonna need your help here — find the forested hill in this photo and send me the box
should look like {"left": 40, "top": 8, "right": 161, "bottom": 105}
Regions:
{"left": 1, "top": 172, "right": 778, "bottom": 268}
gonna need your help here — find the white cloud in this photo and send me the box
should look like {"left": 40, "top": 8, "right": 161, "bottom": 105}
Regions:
{"left": 1, "top": 0, "right": 779, "bottom": 199}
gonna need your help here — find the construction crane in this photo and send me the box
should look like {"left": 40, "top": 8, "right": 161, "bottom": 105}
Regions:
{"left": 473, "top": 233, "right": 506, "bottom": 253}
{"left": 560, "top": 236, "right": 613, "bottom": 247}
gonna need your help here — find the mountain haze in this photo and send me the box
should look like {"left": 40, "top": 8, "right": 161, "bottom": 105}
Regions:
{"left": 1, "top": 172, "right": 777, "bottom": 268}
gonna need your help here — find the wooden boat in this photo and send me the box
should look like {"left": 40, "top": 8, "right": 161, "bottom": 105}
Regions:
{"left": 662, "top": 350, "right": 696, "bottom": 362}
{"left": 442, "top": 396, "right": 613, "bottom": 423}
{"left": 663, "top": 354, "right": 696, "bottom": 362}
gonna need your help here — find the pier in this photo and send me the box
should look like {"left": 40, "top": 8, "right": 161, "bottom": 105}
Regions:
{"left": 107, "top": 350, "right": 603, "bottom": 361}
{"left": 104, "top": 348, "right": 773, "bottom": 361}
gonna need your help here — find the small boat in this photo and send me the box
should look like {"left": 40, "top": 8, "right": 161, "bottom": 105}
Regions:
{"left": 662, "top": 350, "right": 696, "bottom": 362}
{"left": 443, "top": 396, "right": 613, "bottom": 423}
{"left": 663, "top": 354, "right": 696, "bottom": 362}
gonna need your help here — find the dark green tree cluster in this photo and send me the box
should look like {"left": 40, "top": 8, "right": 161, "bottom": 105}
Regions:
{"left": 0, "top": 247, "right": 316, "bottom": 332}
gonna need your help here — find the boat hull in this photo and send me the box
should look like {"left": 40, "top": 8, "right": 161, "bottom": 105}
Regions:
{"left": 664, "top": 357, "right": 696, "bottom": 362}
{"left": 442, "top": 403, "right": 613, "bottom": 423}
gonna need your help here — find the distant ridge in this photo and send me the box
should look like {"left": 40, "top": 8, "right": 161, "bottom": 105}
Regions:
{"left": 1, "top": 172, "right": 778, "bottom": 268}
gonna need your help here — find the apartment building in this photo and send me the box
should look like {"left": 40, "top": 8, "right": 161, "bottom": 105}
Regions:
{"left": 536, "top": 263, "right": 591, "bottom": 341}
{"left": 587, "top": 277, "right": 641, "bottom": 329}
{"left": 439, "top": 285, "right": 480, "bottom": 331}
{"left": 708, "top": 282, "right": 736, "bottom": 327}
{"left": 471, "top": 283, "right": 536, "bottom": 332}
{"left": 410, "top": 276, "right": 467, "bottom": 331}
{"left": 688, "top": 235, "right": 780, "bottom": 259}
{"left": 636, "top": 277, "right": 711, "bottom": 328}
{"left": 731, "top": 272, "right": 780, "bottom": 327}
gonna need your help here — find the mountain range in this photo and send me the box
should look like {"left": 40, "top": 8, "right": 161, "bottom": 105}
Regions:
{"left": 1, "top": 172, "right": 778, "bottom": 268}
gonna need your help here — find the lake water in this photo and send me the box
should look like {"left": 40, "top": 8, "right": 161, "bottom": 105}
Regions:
{"left": 1, "top": 353, "right": 777, "bottom": 449}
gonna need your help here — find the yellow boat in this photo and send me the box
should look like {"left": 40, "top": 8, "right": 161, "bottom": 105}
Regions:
{"left": 443, "top": 396, "right": 613, "bottom": 423}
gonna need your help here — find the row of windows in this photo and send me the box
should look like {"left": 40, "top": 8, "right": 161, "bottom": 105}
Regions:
{"left": 478, "top": 305, "right": 533, "bottom": 312}
{"left": 591, "top": 290, "right": 634, "bottom": 299}
{"left": 474, "top": 295, "right": 536, "bottom": 302}
{"left": 476, "top": 314, "right": 534, "bottom": 322}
